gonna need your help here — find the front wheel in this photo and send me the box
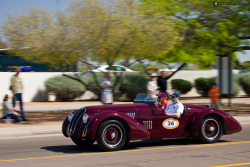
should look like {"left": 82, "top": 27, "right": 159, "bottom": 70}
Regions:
{"left": 71, "top": 137, "right": 95, "bottom": 147}
{"left": 198, "top": 116, "right": 222, "bottom": 143}
{"left": 97, "top": 120, "right": 126, "bottom": 151}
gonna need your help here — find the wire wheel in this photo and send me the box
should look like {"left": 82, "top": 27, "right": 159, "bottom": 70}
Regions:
{"left": 97, "top": 120, "right": 126, "bottom": 151}
{"left": 199, "top": 116, "right": 222, "bottom": 143}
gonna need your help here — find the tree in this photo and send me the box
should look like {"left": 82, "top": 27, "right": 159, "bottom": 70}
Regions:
{"left": 0, "top": 37, "right": 7, "bottom": 49}
{"left": 142, "top": 0, "right": 250, "bottom": 68}
{"left": 242, "top": 61, "right": 250, "bottom": 69}
{"left": 2, "top": 0, "right": 180, "bottom": 98}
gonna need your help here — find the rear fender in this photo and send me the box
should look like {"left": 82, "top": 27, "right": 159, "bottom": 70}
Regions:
{"left": 86, "top": 111, "right": 150, "bottom": 141}
{"left": 191, "top": 109, "right": 226, "bottom": 136}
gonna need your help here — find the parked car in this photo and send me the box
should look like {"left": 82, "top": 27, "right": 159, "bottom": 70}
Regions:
{"left": 62, "top": 93, "right": 242, "bottom": 151}
{"left": 83, "top": 65, "right": 134, "bottom": 73}
{"left": 7, "top": 66, "right": 35, "bottom": 72}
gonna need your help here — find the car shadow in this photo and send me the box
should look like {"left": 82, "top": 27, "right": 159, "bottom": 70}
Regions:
{"left": 41, "top": 144, "right": 102, "bottom": 153}
{"left": 41, "top": 139, "right": 230, "bottom": 153}
{"left": 125, "top": 138, "right": 230, "bottom": 150}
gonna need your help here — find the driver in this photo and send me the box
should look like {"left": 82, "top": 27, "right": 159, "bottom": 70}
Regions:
{"left": 156, "top": 93, "right": 168, "bottom": 112}
{"left": 165, "top": 92, "right": 184, "bottom": 118}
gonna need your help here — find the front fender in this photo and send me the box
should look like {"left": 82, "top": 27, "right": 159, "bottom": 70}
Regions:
{"left": 191, "top": 108, "right": 227, "bottom": 136}
{"left": 86, "top": 111, "right": 150, "bottom": 141}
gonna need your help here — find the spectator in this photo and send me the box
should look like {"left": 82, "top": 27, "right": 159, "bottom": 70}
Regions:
{"left": 10, "top": 67, "right": 27, "bottom": 121}
{"left": 165, "top": 92, "right": 184, "bottom": 118}
{"left": 156, "top": 93, "right": 168, "bottom": 112}
{"left": 100, "top": 72, "right": 113, "bottom": 105}
{"left": 157, "top": 69, "right": 179, "bottom": 97}
{"left": 1, "top": 94, "right": 23, "bottom": 124}
{"left": 208, "top": 83, "right": 221, "bottom": 109}
{"left": 147, "top": 73, "right": 159, "bottom": 99}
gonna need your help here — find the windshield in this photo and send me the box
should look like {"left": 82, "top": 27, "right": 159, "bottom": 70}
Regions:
{"left": 134, "top": 93, "right": 157, "bottom": 102}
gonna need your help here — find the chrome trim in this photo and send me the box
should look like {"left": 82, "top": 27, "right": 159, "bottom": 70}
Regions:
{"left": 82, "top": 126, "right": 87, "bottom": 137}
{"left": 126, "top": 112, "right": 135, "bottom": 119}
{"left": 67, "top": 108, "right": 86, "bottom": 135}
{"left": 143, "top": 121, "right": 152, "bottom": 129}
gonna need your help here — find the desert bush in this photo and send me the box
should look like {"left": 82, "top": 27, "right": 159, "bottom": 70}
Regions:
{"left": 194, "top": 77, "right": 215, "bottom": 97}
{"left": 195, "top": 75, "right": 240, "bottom": 97}
{"left": 239, "top": 73, "right": 250, "bottom": 96}
{"left": 45, "top": 75, "right": 86, "bottom": 101}
{"left": 171, "top": 79, "right": 192, "bottom": 94}
{"left": 119, "top": 74, "right": 149, "bottom": 100}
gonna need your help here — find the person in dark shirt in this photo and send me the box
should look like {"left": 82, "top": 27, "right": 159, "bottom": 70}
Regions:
{"left": 157, "top": 71, "right": 171, "bottom": 96}
{"left": 157, "top": 68, "right": 181, "bottom": 97}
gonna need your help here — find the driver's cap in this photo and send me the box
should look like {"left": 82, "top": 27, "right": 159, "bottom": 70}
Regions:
{"left": 170, "top": 92, "right": 180, "bottom": 98}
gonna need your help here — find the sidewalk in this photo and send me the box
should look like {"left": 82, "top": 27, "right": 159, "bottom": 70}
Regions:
{"left": 10, "top": 97, "right": 250, "bottom": 112}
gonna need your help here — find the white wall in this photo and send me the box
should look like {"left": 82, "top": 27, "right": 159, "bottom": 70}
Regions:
{"left": 0, "top": 72, "right": 65, "bottom": 102}
{"left": 0, "top": 70, "right": 244, "bottom": 102}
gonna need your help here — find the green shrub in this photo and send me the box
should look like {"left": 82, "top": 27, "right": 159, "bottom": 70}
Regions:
{"left": 119, "top": 74, "right": 149, "bottom": 100}
{"left": 239, "top": 73, "right": 250, "bottom": 96}
{"left": 171, "top": 79, "right": 192, "bottom": 94}
{"left": 45, "top": 75, "right": 86, "bottom": 101}
{"left": 194, "top": 77, "right": 215, "bottom": 97}
{"left": 195, "top": 75, "right": 240, "bottom": 97}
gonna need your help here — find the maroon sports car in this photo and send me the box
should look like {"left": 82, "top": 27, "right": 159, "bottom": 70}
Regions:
{"left": 62, "top": 93, "right": 242, "bottom": 151}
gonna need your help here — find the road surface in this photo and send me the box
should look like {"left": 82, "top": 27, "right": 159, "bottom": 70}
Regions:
{"left": 0, "top": 124, "right": 250, "bottom": 167}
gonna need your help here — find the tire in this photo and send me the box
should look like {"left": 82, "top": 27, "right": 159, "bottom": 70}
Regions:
{"left": 71, "top": 137, "right": 95, "bottom": 147}
{"left": 97, "top": 120, "right": 126, "bottom": 151}
{"left": 198, "top": 116, "right": 222, "bottom": 143}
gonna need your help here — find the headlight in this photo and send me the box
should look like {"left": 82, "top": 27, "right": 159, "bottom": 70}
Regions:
{"left": 68, "top": 113, "right": 73, "bottom": 122}
{"left": 82, "top": 113, "right": 89, "bottom": 124}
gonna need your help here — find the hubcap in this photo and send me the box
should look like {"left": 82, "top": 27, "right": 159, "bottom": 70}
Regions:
{"left": 102, "top": 124, "right": 123, "bottom": 148}
{"left": 202, "top": 119, "right": 219, "bottom": 140}
{"left": 209, "top": 127, "right": 215, "bottom": 132}
{"left": 111, "top": 132, "right": 116, "bottom": 139}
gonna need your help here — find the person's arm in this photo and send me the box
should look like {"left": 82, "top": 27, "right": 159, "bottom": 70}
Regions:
{"left": 166, "top": 112, "right": 181, "bottom": 118}
{"left": 100, "top": 84, "right": 113, "bottom": 89}
{"left": 208, "top": 89, "right": 220, "bottom": 96}
{"left": 165, "top": 63, "right": 186, "bottom": 80}
{"left": 10, "top": 77, "right": 14, "bottom": 91}
{"left": 100, "top": 79, "right": 113, "bottom": 89}
{"left": 4, "top": 102, "right": 18, "bottom": 114}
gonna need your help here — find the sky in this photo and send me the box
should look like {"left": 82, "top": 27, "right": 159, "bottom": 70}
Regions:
{"left": 0, "top": 0, "right": 249, "bottom": 62}
{"left": 0, "top": 0, "right": 72, "bottom": 36}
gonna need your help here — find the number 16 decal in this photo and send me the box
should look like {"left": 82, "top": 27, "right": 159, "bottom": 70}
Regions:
{"left": 162, "top": 118, "right": 179, "bottom": 129}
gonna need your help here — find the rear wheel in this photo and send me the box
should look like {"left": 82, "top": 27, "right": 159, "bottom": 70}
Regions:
{"left": 71, "top": 137, "right": 95, "bottom": 147}
{"left": 97, "top": 120, "right": 126, "bottom": 151}
{"left": 198, "top": 116, "right": 222, "bottom": 143}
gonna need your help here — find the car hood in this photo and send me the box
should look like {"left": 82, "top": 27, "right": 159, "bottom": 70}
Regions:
{"left": 84, "top": 103, "right": 150, "bottom": 115}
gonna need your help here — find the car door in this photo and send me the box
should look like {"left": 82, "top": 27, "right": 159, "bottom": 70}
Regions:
{"left": 149, "top": 104, "right": 188, "bottom": 139}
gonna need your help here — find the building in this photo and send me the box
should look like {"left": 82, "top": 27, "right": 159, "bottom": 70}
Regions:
{"left": 0, "top": 49, "right": 76, "bottom": 72}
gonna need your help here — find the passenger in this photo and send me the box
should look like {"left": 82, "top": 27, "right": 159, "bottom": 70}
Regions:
{"left": 165, "top": 92, "right": 184, "bottom": 118}
{"left": 156, "top": 93, "right": 168, "bottom": 112}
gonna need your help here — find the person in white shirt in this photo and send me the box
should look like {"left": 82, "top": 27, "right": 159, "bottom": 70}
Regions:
{"left": 147, "top": 73, "right": 159, "bottom": 99}
{"left": 100, "top": 72, "right": 113, "bottom": 105}
{"left": 165, "top": 92, "right": 184, "bottom": 118}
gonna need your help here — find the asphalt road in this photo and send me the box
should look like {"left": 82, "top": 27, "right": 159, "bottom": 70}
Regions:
{"left": 0, "top": 124, "right": 250, "bottom": 167}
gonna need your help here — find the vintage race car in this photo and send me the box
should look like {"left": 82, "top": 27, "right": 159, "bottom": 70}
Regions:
{"left": 62, "top": 93, "right": 242, "bottom": 151}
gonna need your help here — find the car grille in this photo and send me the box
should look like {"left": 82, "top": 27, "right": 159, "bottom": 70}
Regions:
{"left": 68, "top": 108, "right": 86, "bottom": 135}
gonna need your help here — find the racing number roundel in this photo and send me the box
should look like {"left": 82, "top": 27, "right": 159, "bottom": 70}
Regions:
{"left": 162, "top": 118, "right": 179, "bottom": 129}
